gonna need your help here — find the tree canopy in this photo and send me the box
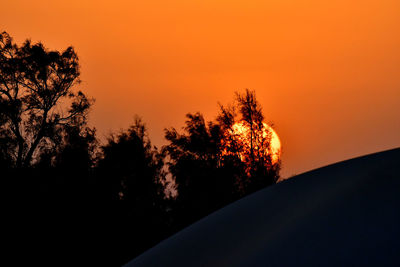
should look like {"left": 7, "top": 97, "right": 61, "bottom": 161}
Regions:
{"left": 219, "top": 89, "right": 280, "bottom": 193}
{"left": 2, "top": 31, "right": 281, "bottom": 266}
{"left": 163, "top": 89, "right": 280, "bottom": 225}
{"left": 0, "top": 31, "right": 92, "bottom": 167}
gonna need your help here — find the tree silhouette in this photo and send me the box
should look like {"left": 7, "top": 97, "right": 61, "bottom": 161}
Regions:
{"left": 96, "top": 117, "right": 169, "bottom": 262}
{"left": 97, "top": 117, "right": 166, "bottom": 202}
{"left": 164, "top": 90, "right": 280, "bottom": 226}
{"left": 1, "top": 31, "right": 282, "bottom": 266}
{"left": 219, "top": 89, "right": 280, "bottom": 194}
{"left": 164, "top": 113, "right": 239, "bottom": 226}
{"left": 0, "top": 31, "right": 92, "bottom": 167}
{"left": 53, "top": 125, "right": 97, "bottom": 170}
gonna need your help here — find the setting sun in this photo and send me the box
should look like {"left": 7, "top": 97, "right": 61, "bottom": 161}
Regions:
{"left": 230, "top": 122, "right": 281, "bottom": 164}
{"left": 2, "top": 0, "right": 400, "bottom": 265}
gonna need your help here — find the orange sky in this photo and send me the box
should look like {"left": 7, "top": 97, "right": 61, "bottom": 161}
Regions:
{"left": 3, "top": 0, "right": 400, "bottom": 177}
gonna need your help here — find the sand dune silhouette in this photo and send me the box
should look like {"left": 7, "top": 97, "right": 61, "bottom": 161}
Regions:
{"left": 125, "top": 148, "right": 400, "bottom": 266}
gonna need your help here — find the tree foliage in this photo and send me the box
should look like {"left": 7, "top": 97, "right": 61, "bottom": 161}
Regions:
{"left": 96, "top": 118, "right": 170, "bottom": 260}
{"left": 164, "top": 113, "right": 237, "bottom": 225}
{"left": 0, "top": 31, "right": 93, "bottom": 167}
{"left": 97, "top": 117, "right": 166, "bottom": 203}
{"left": 219, "top": 89, "right": 280, "bottom": 193}
{"left": 164, "top": 89, "right": 280, "bottom": 225}
{"left": 2, "top": 31, "right": 282, "bottom": 266}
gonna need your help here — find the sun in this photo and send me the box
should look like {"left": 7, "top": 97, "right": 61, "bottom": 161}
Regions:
{"left": 230, "top": 122, "right": 281, "bottom": 164}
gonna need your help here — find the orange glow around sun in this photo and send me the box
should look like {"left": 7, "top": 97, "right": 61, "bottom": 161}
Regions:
{"left": 3, "top": 0, "right": 399, "bottom": 177}
{"left": 230, "top": 122, "right": 281, "bottom": 164}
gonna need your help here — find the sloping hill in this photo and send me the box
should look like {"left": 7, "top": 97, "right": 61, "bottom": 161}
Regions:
{"left": 125, "top": 148, "right": 400, "bottom": 266}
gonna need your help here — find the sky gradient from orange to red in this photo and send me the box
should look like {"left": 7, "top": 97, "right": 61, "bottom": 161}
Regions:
{"left": 3, "top": 0, "right": 400, "bottom": 177}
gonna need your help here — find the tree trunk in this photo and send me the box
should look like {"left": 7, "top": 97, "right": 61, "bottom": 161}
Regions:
{"left": 23, "top": 110, "right": 48, "bottom": 167}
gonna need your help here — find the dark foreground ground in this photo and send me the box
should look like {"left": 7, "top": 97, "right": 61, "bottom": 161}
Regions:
{"left": 126, "top": 148, "right": 400, "bottom": 266}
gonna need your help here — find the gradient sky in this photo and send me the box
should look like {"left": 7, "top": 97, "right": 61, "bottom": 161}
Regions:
{"left": 3, "top": 0, "right": 400, "bottom": 177}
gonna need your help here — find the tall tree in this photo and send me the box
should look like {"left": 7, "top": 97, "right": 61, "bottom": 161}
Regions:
{"left": 0, "top": 31, "right": 92, "bottom": 167}
{"left": 97, "top": 117, "right": 166, "bottom": 203}
{"left": 236, "top": 89, "right": 264, "bottom": 163}
{"left": 164, "top": 113, "right": 238, "bottom": 226}
{"left": 96, "top": 118, "right": 169, "bottom": 262}
{"left": 219, "top": 89, "right": 280, "bottom": 194}
{"left": 165, "top": 89, "right": 280, "bottom": 223}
